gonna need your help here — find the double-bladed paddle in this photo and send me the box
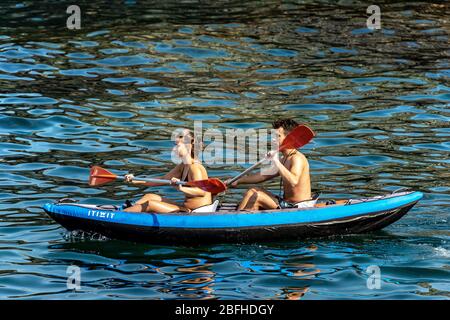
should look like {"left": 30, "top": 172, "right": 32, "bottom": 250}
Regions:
{"left": 89, "top": 166, "right": 227, "bottom": 194}
{"left": 225, "top": 124, "right": 315, "bottom": 185}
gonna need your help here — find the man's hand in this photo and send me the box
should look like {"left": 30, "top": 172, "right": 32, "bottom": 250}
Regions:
{"left": 266, "top": 150, "right": 280, "bottom": 163}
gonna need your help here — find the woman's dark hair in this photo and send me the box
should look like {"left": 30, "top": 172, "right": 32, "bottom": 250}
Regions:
{"left": 272, "top": 118, "right": 299, "bottom": 133}
{"left": 185, "top": 130, "right": 203, "bottom": 159}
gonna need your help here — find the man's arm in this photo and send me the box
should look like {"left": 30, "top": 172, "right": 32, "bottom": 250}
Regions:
{"left": 274, "top": 155, "right": 303, "bottom": 188}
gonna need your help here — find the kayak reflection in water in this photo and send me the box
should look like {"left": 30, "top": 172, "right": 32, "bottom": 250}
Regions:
{"left": 123, "top": 129, "right": 212, "bottom": 213}
{"left": 226, "top": 119, "right": 316, "bottom": 211}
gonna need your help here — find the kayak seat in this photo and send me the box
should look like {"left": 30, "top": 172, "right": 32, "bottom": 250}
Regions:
{"left": 217, "top": 203, "right": 239, "bottom": 212}
{"left": 191, "top": 200, "right": 219, "bottom": 213}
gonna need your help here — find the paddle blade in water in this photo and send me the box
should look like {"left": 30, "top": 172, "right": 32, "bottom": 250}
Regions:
{"left": 279, "top": 125, "right": 315, "bottom": 151}
{"left": 89, "top": 166, "right": 117, "bottom": 186}
{"left": 187, "top": 178, "right": 227, "bottom": 194}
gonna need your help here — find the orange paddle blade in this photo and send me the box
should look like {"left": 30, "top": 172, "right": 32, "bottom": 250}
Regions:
{"left": 187, "top": 178, "right": 227, "bottom": 194}
{"left": 279, "top": 125, "right": 315, "bottom": 151}
{"left": 89, "top": 166, "right": 117, "bottom": 186}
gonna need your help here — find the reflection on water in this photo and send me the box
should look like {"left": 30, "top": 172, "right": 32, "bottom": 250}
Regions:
{"left": 175, "top": 262, "right": 216, "bottom": 299}
{"left": 0, "top": 1, "right": 449, "bottom": 299}
{"left": 283, "top": 287, "right": 309, "bottom": 300}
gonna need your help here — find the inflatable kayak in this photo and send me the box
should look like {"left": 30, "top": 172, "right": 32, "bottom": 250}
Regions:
{"left": 42, "top": 190, "right": 423, "bottom": 244}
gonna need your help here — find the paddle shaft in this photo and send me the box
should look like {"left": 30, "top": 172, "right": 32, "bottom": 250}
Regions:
{"left": 226, "top": 157, "right": 266, "bottom": 185}
{"left": 94, "top": 174, "right": 190, "bottom": 186}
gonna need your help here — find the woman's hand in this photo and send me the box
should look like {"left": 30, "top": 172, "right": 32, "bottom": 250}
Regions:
{"left": 170, "top": 177, "right": 182, "bottom": 190}
{"left": 124, "top": 174, "right": 135, "bottom": 183}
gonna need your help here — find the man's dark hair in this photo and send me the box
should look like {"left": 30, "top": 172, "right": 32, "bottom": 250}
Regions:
{"left": 272, "top": 118, "right": 299, "bottom": 133}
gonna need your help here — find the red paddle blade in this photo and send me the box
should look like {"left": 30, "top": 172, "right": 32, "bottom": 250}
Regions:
{"left": 279, "top": 125, "right": 315, "bottom": 151}
{"left": 89, "top": 166, "right": 117, "bottom": 186}
{"left": 187, "top": 178, "right": 227, "bottom": 194}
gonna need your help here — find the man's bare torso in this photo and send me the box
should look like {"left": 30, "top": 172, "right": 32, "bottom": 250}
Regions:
{"left": 280, "top": 152, "right": 311, "bottom": 202}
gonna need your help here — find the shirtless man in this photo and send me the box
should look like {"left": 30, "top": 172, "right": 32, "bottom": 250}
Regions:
{"left": 228, "top": 119, "right": 316, "bottom": 210}
{"left": 123, "top": 129, "right": 212, "bottom": 213}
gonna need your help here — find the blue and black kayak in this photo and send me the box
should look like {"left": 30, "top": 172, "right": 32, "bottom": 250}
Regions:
{"left": 42, "top": 191, "right": 423, "bottom": 244}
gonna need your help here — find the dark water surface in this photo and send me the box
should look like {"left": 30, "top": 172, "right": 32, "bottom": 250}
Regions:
{"left": 0, "top": 1, "right": 449, "bottom": 299}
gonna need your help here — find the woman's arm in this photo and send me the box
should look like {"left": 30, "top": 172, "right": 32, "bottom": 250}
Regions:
{"left": 176, "top": 165, "right": 207, "bottom": 197}
{"left": 126, "top": 164, "right": 182, "bottom": 186}
{"left": 178, "top": 185, "right": 207, "bottom": 196}
{"left": 161, "top": 164, "right": 182, "bottom": 180}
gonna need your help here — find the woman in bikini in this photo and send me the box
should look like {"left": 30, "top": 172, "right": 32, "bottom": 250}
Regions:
{"left": 123, "top": 129, "right": 212, "bottom": 213}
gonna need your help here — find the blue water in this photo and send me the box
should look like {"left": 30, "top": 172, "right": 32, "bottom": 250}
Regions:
{"left": 0, "top": 1, "right": 449, "bottom": 299}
